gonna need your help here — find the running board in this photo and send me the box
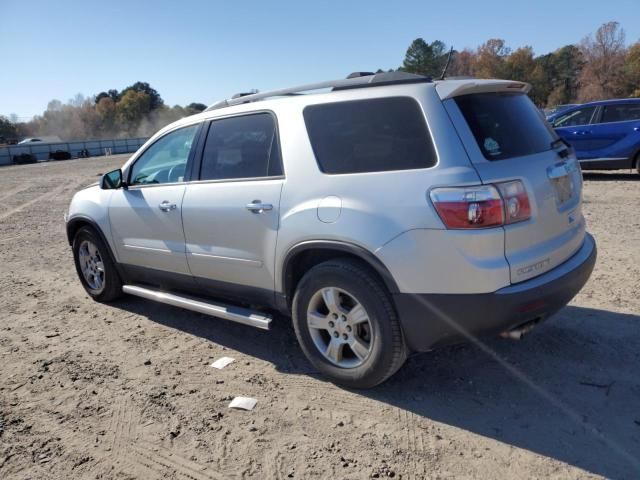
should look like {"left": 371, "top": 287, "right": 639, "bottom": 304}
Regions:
{"left": 122, "top": 285, "right": 272, "bottom": 330}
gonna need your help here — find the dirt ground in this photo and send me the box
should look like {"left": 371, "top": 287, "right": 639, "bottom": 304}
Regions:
{"left": 0, "top": 155, "right": 638, "bottom": 479}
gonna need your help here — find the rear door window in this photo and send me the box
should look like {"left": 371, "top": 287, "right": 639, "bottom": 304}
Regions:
{"left": 455, "top": 93, "right": 557, "bottom": 161}
{"left": 552, "top": 106, "right": 597, "bottom": 128}
{"left": 303, "top": 97, "right": 437, "bottom": 174}
{"left": 199, "top": 113, "right": 282, "bottom": 181}
{"left": 600, "top": 103, "right": 640, "bottom": 123}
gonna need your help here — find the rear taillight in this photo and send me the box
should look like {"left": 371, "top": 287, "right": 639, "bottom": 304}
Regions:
{"left": 430, "top": 181, "right": 531, "bottom": 229}
{"left": 429, "top": 185, "right": 503, "bottom": 229}
{"left": 496, "top": 180, "right": 531, "bottom": 224}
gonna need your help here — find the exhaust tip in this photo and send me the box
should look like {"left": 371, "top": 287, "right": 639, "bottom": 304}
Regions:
{"left": 501, "top": 318, "right": 541, "bottom": 340}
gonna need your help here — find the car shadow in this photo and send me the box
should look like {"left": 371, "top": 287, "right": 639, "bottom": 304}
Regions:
{"left": 583, "top": 171, "right": 639, "bottom": 181}
{"left": 112, "top": 299, "right": 640, "bottom": 478}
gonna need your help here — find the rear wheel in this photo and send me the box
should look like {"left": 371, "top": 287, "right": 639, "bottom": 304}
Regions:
{"left": 72, "top": 227, "right": 122, "bottom": 302}
{"left": 635, "top": 152, "right": 640, "bottom": 176}
{"left": 292, "top": 258, "right": 406, "bottom": 388}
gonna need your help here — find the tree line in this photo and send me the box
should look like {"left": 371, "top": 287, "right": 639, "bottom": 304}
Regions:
{"left": 1, "top": 20, "right": 639, "bottom": 144}
{"left": 0, "top": 82, "right": 206, "bottom": 143}
{"left": 398, "top": 21, "right": 639, "bottom": 107}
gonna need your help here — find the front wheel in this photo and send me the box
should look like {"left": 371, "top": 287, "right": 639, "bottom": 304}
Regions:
{"left": 72, "top": 227, "right": 123, "bottom": 302}
{"left": 292, "top": 258, "right": 406, "bottom": 388}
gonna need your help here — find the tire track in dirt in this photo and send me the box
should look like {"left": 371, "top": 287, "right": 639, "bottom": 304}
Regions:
{"left": 213, "top": 425, "right": 232, "bottom": 473}
{"left": 109, "top": 394, "right": 129, "bottom": 457}
{"left": 0, "top": 235, "right": 25, "bottom": 244}
{"left": 397, "top": 408, "right": 428, "bottom": 480}
{"left": 143, "top": 335, "right": 202, "bottom": 366}
{"left": 105, "top": 393, "right": 231, "bottom": 480}
{"left": 116, "top": 440, "right": 230, "bottom": 480}
{"left": 282, "top": 373, "right": 437, "bottom": 479}
{"left": 263, "top": 447, "right": 288, "bottom": 480}
{"left": 0, "top": 185, "right": 30, "bottom": 203}
{"left": 0, "top": 182, "right": 73, "bottom": 222}
{"left": 132, "top": 442, "right": 228, "bottom": 480}
{"left": 0, "top": 392, "right": 128, "bottom": 479}
{"left": 282, "top": 375, "right": 379, "bottom": 415}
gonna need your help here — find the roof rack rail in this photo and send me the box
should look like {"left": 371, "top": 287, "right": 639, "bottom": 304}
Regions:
{"left": 205, "top": 71, "right": 431, "bottom": 112}
{"left": 231, "top": 91, "right": 258, "bottom": 99}
{"left": 346, "top": 71, "right": 375, "bottom": 78}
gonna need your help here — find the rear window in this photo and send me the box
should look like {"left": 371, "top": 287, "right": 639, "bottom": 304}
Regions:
{"left": 455, "top": 93, "right": 556, "bottom": 161}
{"left": 601, "top": 103, "right": 640, "bottom": 123}
{"left": 303, "top": 97, "right": 437, "bottom": 174}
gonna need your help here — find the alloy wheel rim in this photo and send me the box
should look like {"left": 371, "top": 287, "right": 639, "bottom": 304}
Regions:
{"left": 306, "top": 287, "right": 373, "bottom": 368}
{"left": 78, "top": 240, "right": 105, "bottom": 293}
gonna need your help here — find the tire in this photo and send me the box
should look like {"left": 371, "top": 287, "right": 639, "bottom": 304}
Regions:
{"left": 635, "top": 152, "right": 640, "bottom": 176}
{"left": 292, "top": 258, "right": 406, "bottom": 388}
{"left": 51, "top": 150, "right": 71, "bottom": 161}
{"left": 13, "top": 154, "right": 36, "bottom": 165}
{"left": 72, "top": 226, "right": 123, "bottom": 302}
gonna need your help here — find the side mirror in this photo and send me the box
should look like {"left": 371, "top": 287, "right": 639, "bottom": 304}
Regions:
{"left": 100, "top": 169, "right": 123, "bottom": 190}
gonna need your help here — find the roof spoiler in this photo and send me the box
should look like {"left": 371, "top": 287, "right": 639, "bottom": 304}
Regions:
{"left": 436, "top": 80, "right": 531, "bottom": 100}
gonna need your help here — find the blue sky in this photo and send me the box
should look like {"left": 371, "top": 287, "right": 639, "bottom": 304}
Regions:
{"left": 1, "top": 0, "right": 638, "bottom": 119}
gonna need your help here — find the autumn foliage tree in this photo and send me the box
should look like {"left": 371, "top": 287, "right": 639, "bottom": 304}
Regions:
{"left": 474, "top": 39, "right": 511, "bottom": 78}
{"left": 448, "top": 49, "right": 475, "bottom": 76}
{"left": 19, "top": 82, "right": 206, "bottom": 141}
{"left": 403, "top": 21, "right": 639, "bottom": 107}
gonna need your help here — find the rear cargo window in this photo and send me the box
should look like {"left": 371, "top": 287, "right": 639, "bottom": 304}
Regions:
{"left": 303, "top": 97, "right": 437, "bottom": 174}
{"left": 455, "top": 93, "right": 556, "bottom": 161}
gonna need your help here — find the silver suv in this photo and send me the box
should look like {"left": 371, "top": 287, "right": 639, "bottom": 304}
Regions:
{"left": 66, "top": 72, "right": 597, "bottom": 388}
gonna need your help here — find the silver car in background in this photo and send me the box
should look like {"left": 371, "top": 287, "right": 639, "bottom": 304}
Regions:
{"left": 66, "top": 72, "right": 596, "bottom": 388}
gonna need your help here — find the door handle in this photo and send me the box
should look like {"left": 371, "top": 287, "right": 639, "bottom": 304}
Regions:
{"left": 158, "top": 201, "right": 177, "bottom": 212}
{"left": 245, "top": 200, "right": 273, "bottom": 214}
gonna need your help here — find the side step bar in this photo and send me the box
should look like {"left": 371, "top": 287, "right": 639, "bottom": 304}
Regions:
{"left": 122, "top": 285, "right": 272, "bottom": 330}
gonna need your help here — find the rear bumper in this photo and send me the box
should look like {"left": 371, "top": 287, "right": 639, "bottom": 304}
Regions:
{"left": 393, "top": 233, "right": 597, "bottom": 352}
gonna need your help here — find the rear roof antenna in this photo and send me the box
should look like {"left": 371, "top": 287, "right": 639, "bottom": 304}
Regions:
{"left": 439, "top": 47, "right": 454, "bottom": 80}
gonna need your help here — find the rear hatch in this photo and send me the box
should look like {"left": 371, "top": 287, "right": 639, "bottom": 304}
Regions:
{"left": 438, "top": 81, "right": 585, "bottom": 283}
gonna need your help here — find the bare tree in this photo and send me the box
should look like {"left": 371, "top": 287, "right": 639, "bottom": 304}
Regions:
{"left": 578, "top": 21, "right": 627, "bottom": 101}
{"left": 448, "top": 49, "right": 476, "bottom": 77}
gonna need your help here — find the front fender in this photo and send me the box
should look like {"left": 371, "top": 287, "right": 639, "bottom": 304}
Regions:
{"left": 66, "top": 186, "right": 115, "bottom": 258}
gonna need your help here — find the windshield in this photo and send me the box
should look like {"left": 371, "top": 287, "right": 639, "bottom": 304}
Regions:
{"left": 455, "top": 92, "right": 557, "bottom": 161}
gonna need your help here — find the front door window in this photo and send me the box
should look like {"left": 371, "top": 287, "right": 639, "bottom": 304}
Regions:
{"left": 130, "top": 124, "right": 199, "bottom": 185}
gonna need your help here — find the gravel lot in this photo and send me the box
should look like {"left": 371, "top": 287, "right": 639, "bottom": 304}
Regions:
{"left": 1, "top": 155, "right": 639, "bottom": 479}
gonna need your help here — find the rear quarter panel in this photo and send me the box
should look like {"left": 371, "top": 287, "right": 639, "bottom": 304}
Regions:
{"left": 271, "top": 85, "right": 485, "bottom": 293}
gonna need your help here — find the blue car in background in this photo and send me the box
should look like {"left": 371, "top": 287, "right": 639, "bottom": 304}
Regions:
{"left": 548, "top": 98, "right": 640, "bottom": 174}
{"left": 544, "top": 103, "right": 579, "bottom": 118}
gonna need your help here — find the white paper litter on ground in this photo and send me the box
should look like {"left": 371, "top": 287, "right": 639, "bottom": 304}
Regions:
{"left": 228, "top": 396, "right": 257, "bottom": 411}
{"left": 210, "top": 357, "right": 235, "bottom": 369}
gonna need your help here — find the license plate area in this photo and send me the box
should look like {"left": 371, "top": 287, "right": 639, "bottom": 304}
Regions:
{"left": 548, "top": 162, "right": 575, "bottom": 206}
